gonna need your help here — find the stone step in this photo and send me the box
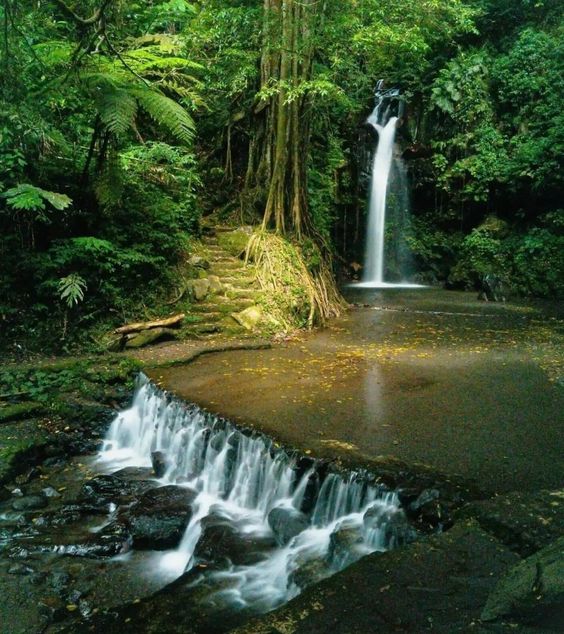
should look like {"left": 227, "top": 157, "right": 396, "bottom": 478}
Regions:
{"left": 226, "top": 288, "right": 263, "bottom": 298}
{"left": 191, "top": 302, "right": 251, "bottom": 315}
{"left": 210, "top": 260, "right": 246, "bottom": 271}
{"left": 218, "top": 276, "right": 258, "bottom": 288}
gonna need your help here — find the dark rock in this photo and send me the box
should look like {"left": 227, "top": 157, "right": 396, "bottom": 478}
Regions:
{"left": 363, "top": 505, "right": 417, "bottom": 547}
{"left": 39, "top": 595, "right": 67, "bottom": 623}
{"left": 49, "top": 571, "right": 72, "bottom": 596}
{"left": 482, "top": 535, "right": 564, "bottom": 625}
{"left": 328, "top": 525, "right": 364, "bottom": 567}
{"left": 42, "top": 486, "right": 61, "bottom": 498}
{"left": 456, "top": 489, "right": 564, "bottom": 557}
{"left": 113, "top": 466, "right": 155, "bottom": 481}
{"left": 12, "top": 494, "right": 48, "bottom": 511}
{"left": 8, "top": 562, "right": 35, "bottom": 575}
{"left": 194, "top": 516, "right": 276, "bottom": 567}
{"left": 232, "top": 522, "right": 520, "bottom": 634}
{"left": 268, "top": 506, "right": 309, "bottom": 546}
{"left": 124, "top": 485, "right": 196, "bottom": 550}
{"left": 289, "top": 558, "right": 332, "bottom": 590}
{"left": 15, "top": 467, "right": 41, "bottom": 485}
{"left": 80, "top": 473, "right": 154, "bottom": 507}
{"left": 151, "top": 451, "right": 168, "bottom": 478}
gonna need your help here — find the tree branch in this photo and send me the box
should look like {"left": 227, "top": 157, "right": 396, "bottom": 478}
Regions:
{"left": 52, "top": 0, "right": 113, "bottom": 26}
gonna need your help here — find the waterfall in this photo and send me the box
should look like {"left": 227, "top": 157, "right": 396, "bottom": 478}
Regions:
{"left": 363, "top": 115, "right": 399, "bottom": 284}
{"left": 357, "top": 82, "right": 422, "bottom": 288}
{"left": 98, "top": 375, "right": 406, "bottom": 614}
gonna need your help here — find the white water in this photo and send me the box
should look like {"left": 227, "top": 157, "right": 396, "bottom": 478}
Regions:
{"left": 363, "top": 115, "right": 398, "bottom": 285}
{"left": 359, "top": 84, "right": 425, "bottom": 289}
{"left": 98, "top": 375, "right": 403, "bottom": 614}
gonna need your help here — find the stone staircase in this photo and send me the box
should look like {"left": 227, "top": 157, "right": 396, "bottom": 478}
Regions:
{"left": 184, "top": 227, "right": 265, "bottom": 338}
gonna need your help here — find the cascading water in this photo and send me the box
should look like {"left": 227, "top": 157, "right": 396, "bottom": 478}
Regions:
{"left": 98, "top": 374, "right": 410, "bottom": 615}
{"left": 357, "top": 81, "right": 422, "bottom": 288}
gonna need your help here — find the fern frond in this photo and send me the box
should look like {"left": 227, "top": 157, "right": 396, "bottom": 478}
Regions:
{"left": 98, "top": 86, "right": 138, "bottom": 137}
{"left": 95, "top": 150, "right": 123, "bottom": 207}
{"left": 132, "top": 88, "right": 195, "bottom": 144}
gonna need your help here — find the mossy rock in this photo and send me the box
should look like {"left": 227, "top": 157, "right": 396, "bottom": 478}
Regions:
{"left": 125, "top": 328, "right": 178, "bottom": 349}
{"left": 0, "top": 402, "right": 43, "bottom": 424}
{"left": 231, "top": 305, "right": 263, "bottom": 331}
{"left": 217, "top": 228, "right": 253, "bottom": 257}
{"left": 482, "top": 535, "right": 564, "bottom": 623}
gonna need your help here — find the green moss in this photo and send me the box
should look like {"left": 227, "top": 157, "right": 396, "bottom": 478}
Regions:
{"left": 217, "top": 230, "right": 252, "bottom": 257}
{"left": 0, "top": 402, "right": 43, "bottom": 424}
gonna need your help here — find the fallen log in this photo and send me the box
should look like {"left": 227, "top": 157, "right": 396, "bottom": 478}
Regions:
{"left": 114, "top": 313, "right": 185, "bottom": 335}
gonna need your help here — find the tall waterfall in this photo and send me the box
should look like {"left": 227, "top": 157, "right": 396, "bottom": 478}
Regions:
{"left": 363, "top": 114, "right": 398, "bottom": 284}
{"left": 358, "top": 82, "right": 421, "bottom": 288}
{"left": 98, "top": 375, "right": 408, "bottom": 615}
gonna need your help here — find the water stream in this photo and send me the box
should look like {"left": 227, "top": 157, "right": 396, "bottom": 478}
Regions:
{"left": 99, "top": 374, "right": 406, "bottom": 614}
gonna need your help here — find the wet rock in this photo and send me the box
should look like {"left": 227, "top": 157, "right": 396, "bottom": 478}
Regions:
{"left": 80, "top": 473, "right": 154, "bottom": 507}
{"left": 232, "top": 522, "right": 520, "bottom": 634}
{"left": 124, "top": 485, "right": 196, "bottom": 550}
{"left": 328, "top": 525, "right": 364, "bottom": 567}
{"left": 39, "top": 595, "right": 67, "bottom": 623}
{"left": 113, "top": 466, "right": 155, "bottom": 481}
{"left": 42, "top": 486, "right": 61, "bottom": 498}
{"left": 15, "top": 467, "right": 41, "bottom": 485}
{"left": 151, "top": 451, "right": 168, "bottom": 478}
{"left": 482, "top": 535, "right": 564, "bottom": 625}
{"left": 456, "top": 489, "right": 564, "bottom": 557}
{"left": 364, "top": 505, "right": 417, "bottom": 548}
{"left": 194, "top": 516, "right": 276, "bottom": 567}
{"left": 406, "top": 488, "right": 447, "bottom": 530}
{"left": 289, "top": 558, "right": 332, "bottom": 590}
{"left": 268, "top": 506, "right": 309, "bottom": 546}
{"left": 49, "top": 570, "right": 72, "bottom": 596}
{"left": 8, "top": 562, "right": 35, "bottom": 575}
{"left": 232, "top": 305, "right": 262, "bottom": 331}
{"left": 6, "top": 521, "right": 130, "bottom": 559}
{"left": 12, "top": 494, "right": 48, "bottom": 511}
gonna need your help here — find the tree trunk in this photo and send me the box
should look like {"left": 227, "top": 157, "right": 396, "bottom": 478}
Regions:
{"left": 245, "top": 0, "right": 321, "bottom": 238}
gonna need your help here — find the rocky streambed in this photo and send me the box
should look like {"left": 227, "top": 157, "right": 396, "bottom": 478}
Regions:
{"left": 1, "top": 289, "right": 563, "bottom": 633}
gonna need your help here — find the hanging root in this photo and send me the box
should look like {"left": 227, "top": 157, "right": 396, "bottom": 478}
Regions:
{"left": 245, "top": 230, "right": 347, "bottom": 330}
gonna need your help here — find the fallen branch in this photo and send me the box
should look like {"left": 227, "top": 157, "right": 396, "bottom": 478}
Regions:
{"left": 114, "top": 313, "right": 185, "bottom": 335}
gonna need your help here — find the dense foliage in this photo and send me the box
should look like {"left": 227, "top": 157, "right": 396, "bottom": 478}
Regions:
{"left": 0, "top": 0, "right": 562, "bottom": 352}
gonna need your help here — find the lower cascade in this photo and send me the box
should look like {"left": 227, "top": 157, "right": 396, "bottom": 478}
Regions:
{"left": 99, "top": 374, "right": 410, "bottom": 615}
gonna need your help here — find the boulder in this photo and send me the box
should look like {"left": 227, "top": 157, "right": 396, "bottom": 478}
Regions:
{"left": 456, "top": 489, "right": 564, "bottom": 557}
{"left": 232, "top": 305, "right": 262, "bottom": 331}
{"left": 194, "top": 515, "right": 276, "bottom": 567}
{"left": 328, "top": 525, "right": 364, "bottom": 567}
{"left": 12, "top": 494, "right": 48, "bottom": 511}
{"left": 189, "top": 278, "right": 210, "bottom": 302}
{"left": 363, "top": 505, "right": 417, "bottom": 548}
{"left": 188, "top": 255, "right": 210, "bottom": 270}
{"left": 482, "top": 535, "right": 564, "bottom": 625}
{"left": 208, "top": 275, "right": 223, "bottom": 295}
{"left": 151, "top": 451, "right": 168, "bottom": 478}
{"left": 80, "top": 474, "right": 154, "bottom": 507}
{"left": 268, "top": 506, "right": 309, "bottom": 546}
{"left": 124, "top": 485, "right": 196, "bottom": 550}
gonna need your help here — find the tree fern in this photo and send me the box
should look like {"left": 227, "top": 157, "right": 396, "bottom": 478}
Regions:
{"left": 133, "top": 88, "right": 195, "bottom": 144}
{"left": 97, "top": 86, "right": 138, "bottom": 137}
